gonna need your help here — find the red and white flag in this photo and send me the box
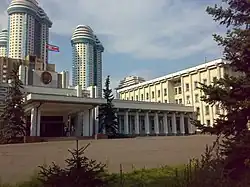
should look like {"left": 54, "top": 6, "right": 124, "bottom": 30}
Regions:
{"left": 46, "top": 44, "right": 60, "bottom": 52}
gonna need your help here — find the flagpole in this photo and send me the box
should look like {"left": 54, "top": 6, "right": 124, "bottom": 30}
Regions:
{"left": 44, "top": 41, "right": 47, "bottom": 71}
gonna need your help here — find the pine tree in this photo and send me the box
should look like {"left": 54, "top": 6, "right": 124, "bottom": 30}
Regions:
{"left": 98, "top": 76, "right": 118, "bottom": 136}
{"left": 194, "top": 0, "right": 250, "bottom": 182}
{"left": 0, "top": 64, "right": 26, "bottom": 144}
{"left": 38, "top": 140, "right": 108, "bottom": 187}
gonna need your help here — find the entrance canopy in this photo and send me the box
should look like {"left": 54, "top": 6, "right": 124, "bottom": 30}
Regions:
{"left": 24, "top": 93, "right": 106, "bottom": 115}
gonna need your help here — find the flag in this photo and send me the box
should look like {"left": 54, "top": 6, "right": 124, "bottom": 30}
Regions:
{"left": 46, "top": 44, "right": 60, "bottom": 52}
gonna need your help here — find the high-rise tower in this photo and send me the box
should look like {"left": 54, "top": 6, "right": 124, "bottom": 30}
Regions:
{"left": 7, "top": 0, "right": 52, "bottom": 62}
{"left": 71, "top": 25, "right": 104, "bottom": 97}
{"left": 0, "top": 29, "right": 8, "bottom": 57}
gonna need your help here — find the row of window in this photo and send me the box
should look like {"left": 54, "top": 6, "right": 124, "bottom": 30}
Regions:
{"left": 196, "top": 105, "right": 220, "bottom": 116}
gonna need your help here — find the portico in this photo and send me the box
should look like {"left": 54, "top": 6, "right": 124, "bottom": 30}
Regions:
{"left": 24, "top": 93, "right": 105, "bottom": 137}
{"left": 113, "top": 100, "right": 195, "bottom": 136}
{"left": 23, "top": 93, "right": 196, "bottom": 137}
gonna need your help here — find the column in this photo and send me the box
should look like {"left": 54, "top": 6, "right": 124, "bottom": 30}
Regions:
{"left": 172, "top": 112, "right": 177, "bottom": 135}
{"left": 124, "top": 110, "right": 129, "bottom": 134}
{"left": 30, "top": 107, "right": 41, "bottom": 136}
{"left": 145, "top": 112, "right": 150, "bottom": 135}
{"left": 94, "top": 107, "right": 99, "bottom": 135}
{"left": 135, "top": 111, "right": 140, "bottom": 135}
{"left": 36, "top": 109, "right": 41, "bottom": 136}
{"left": 83, "top": 109, "right": 90, "bottom": 136}
{"left": 89, "top": 109, "right": 94, "bottom": 136}
{"left": 30, "top": 108, "right": 37, "bottom": 136}
{"left": 163, "top": 113, "right": 168, "bottom": 135}
{"left": 180, "top": 113, "right": 185, "bottom": 135}
{"left": 75, "top": 112, "right": 83, "bottom": 136}
{"left": 154, "top": 112, "right": 159, "bottom": 135}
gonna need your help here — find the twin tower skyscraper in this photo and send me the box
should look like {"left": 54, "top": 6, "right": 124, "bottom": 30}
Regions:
{"left": 0, "top": 0, "right": 104, "bottom": 97}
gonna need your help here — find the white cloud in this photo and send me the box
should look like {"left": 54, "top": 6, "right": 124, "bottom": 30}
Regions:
{"left": 0, "top": 0, "right": 224, "bottom": 60}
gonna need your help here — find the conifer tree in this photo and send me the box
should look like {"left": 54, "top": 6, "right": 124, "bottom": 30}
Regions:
{"left": 0, "top": 64, "right": 26, "bottom": 144}
{"left": 98, "top": 76, "right": 118, "bottom": 135}
{"left": 194, "top": 0, "right": 250, "bottom": 181}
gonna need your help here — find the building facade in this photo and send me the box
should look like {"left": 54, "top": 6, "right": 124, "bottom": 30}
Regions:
{"left": 0, "top": 29, "right": 8, "bottom": 57}
{"left": 7, "top": 0, "right": 52, "bottom": 62}
{"left": 116, "top": 59, "right": 239, "bottom": 126}
{"left": 71, "top": 25, "right": 104, "bottom": 97}
{"left": 117, "top": 75, "right": 145, "bottom": 89}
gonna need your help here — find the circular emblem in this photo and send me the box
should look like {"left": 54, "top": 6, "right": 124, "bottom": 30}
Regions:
{"left": 41, "top": 71, "right": 52, "bottom": 85}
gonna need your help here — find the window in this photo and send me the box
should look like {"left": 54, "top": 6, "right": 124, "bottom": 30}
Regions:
{"left": 205, "top": 106, "right": 209, "bottom": 115}
{"left": 179, "top": 99, "right": 182, "bottom": 104}
{"left": 213, "top": 77, "right": 217, "bottom": 83}
{"left": 178, "top": 87, "right": 182, "bottom": 94}
{"left": 215, "top": 104, "right": 220, "bottom": 115}
{"left": 194, "top": 81, "right": 198, "bottom": 89}
{"left": 152, "top": 91, "right": 155, "bottom": 98}
{"left": 164, "top": 88, "right": 167, "bottom": 96}
{"left": 141, "top": 94, "right": 144, "bottom": 100}
{"left": 158, "top": 90, "right": 160, "bottom": 97}
{"left": 195, "top": 94, "right": 199, "bottom": 103}
{"left": 196, "top": 107, "right": 200, "bottom": 115}
{"left": 186, "top": 83, "right": 190, "bottom": 92}
{"left": 164, "top": 100, "right": 168, "bottom": 103}
{"left": 203, "top": 79, "right": 207, "bottom": 85}
{"left": 206, "top": 120, "right": 211, "bottom": 126}
{"left": 175, "top": 99, "right": 178, "bottom": 104}
{"left": 175, "top": 87, "right": 178, "bottom": 95}
{"left": 136, "top": 95, "right": 138, "bottom": 101}
{"left": 146, "top": 93, "right": 149, "bottom": 100}
{"left": 186, "top": 95, "right": 190, "bottom": 104}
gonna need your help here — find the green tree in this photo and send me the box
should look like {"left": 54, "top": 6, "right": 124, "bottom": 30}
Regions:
{"left": 0, "top": 64, "right": 26, "bottom": 144}
{"left": 194, "top": 0, "right": 250, "bottom": 182}
{"left": 39, "top": 140, "right": 108, "bottom": 187}
{"left": 98, "top": 76, "right": 118, "bottom": 135}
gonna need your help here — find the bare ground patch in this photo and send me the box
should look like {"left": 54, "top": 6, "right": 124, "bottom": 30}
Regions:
{"left": 0, "top": 135, "right": 215, "bottom": 183}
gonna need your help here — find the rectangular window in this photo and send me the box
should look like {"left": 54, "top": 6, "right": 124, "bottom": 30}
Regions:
{"left": 203, "top": 79, "right": 207, "bottom": 85}
{"left": 178, "top": 87, "right": 182, "bottom": 94}
{"left": 205, "top": 106, "right": 210, "bottom": 115}
{"left": 186, "top": 83, "right": 190, "bottom": 92}
{"left": 215, "top": 104, "right": 220, "bottom": 115}
{"left": 152, "top": 91, "right": 155, "bottom": 99}
{"left": 186, "top": 95, "right": 190, "bottom": 104}
{"left": 131, "top": 96, "right": 133, "bottom": 101}
{"left": 164, "top": 88, "right": 167, "bottom": 96}
{"left": 195, "top": 94, "right": 199, "bottom": 103}
{"left": 141, "top": 94, "right": 144, "bottom": 100}
{"left": 179, "top": 99, "right": 182, "bottom": 104}
{"left": 175, "top": 87, "right": 178, "bottom": 95}
{"left": 146, "top": 93, "right": 149, "bottom": 100}
{"left": 196, "top": 107, "right": 200, "bottom": 115}
{"left": 194, "top": 81, "right": 198, "bottom": 89}
{"left": 206, "top": 120, "right": 211, "bottom": 126}
{"left": 158, "top": 90, "right": 160, "bottom": 97}
{"left": 136, "top": 95, "right": 138, "bottom": 101}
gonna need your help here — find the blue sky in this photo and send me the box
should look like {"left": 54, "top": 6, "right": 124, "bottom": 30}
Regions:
{"left": 0, "top": 0, "right": 225, "bottom": 89}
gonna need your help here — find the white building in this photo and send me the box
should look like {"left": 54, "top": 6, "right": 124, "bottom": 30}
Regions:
{"left": 7, "top": 0, "right": 52, "bottom": 61}
{"left": 0, "top": 29, "right": 8, "bottom": 57}
{"left": 0, "top": 64, "right": 195, "bottom": 137}
{"left": 117, "top": 76, "right": 145, "bottom": 89}
{"left": 116, "top": 59, "right": 239, "bottom": 127}
{"left": 71, "top": 25, "right": 104, "bottom": 97}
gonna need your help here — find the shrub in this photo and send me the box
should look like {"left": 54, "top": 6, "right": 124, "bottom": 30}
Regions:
{"left": 37, "top": 140, "right": 108, "bottom": 187}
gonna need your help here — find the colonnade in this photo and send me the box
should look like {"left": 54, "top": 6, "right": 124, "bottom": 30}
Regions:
{"left": 117, "top": 110, "right": 195, "bottom": 135}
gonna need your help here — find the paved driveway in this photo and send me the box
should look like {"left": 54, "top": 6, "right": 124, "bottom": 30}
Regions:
{"left": 0, "top": 135, "right": 215, "bottom": 183}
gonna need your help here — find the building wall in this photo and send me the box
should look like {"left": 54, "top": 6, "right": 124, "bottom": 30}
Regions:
{"left": 71, "top": 25, "right": 104, "bottom": 98}
{"left": 117, "top": 59, "right": 233, "bottom": 126}
{"left": 7, "top": 0, "right": 52, "bottom": 61}
{"left": 0, "top": 29, "right": 8, "bottom": 57}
